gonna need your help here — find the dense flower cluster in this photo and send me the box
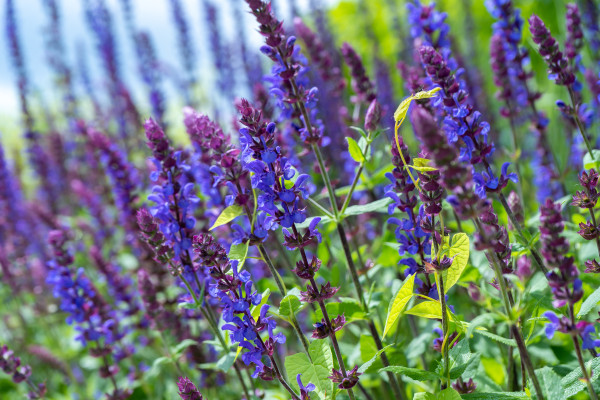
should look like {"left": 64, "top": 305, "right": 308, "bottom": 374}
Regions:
{"left": 0, "top": 345, "right": 46, "bottom": 399}
{"left": 193, "top": 233, "right": 284, "bottom": 379}
{"left": 540, "top": 199, "right": 583, "bottom": 307}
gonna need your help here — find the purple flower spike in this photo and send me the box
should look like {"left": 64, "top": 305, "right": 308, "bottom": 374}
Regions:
{"left": 529, "top": 15, "right": 575, "bottom": 86}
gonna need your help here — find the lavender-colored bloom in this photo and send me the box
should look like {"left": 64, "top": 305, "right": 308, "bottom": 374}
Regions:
{"left": 565, "top": 4, "right": 584, "bottom": 61}
{"left": 328, "top": 365, "right": 361, "bottom": 390}
{"left": 228, "top": 0, "right": 263, "bottom": 88}
{"left": 41, "top": 0, "right": 77, "bottom": 120}
{"left": 0, "top": 345, "right": 46, "bottom": 399}
{"left": 581, "top": 0, "right": 600, "bottom": 60}
{"left": 88, "top": 129, "right": 139, "bottom": 241}
{"left": 540, "top": 199, "right": 583, "bottom": 308}
{"left": 144, "top": 118, "right": 200, "bottom": 265}
{"left": 385, "top": 136, "right": 433, "bottom": 292}
{"left": 297, "top": 374, "right": 316, "bottom": 400}
{"left": 168, "top": 0, "right": 197, "bottom": 105}
{"left": 134, "top": 31, "right": 166, "bottom": 125}
{"left": 177, "top": 377, "right": 203, "bottom": 400}
{"left": 5, "top": 0, "right": 33, "bottom": 131}
{"left": 341, "top": 43, "right": 377, "bottom": 105}
{"left": 203, "top": 0, "right": 235, "bottom": 104}
{"left": 237, "top": 99, "right": 316, "bottom": 245}
{"left": 193, "top": 233, "right": 284, "bottom": 379}
{"left": 90, "top": 246, "right": 140, "bottom": 317}
{"left": 246, "top": 0, "right": 326, "bottom": 147}
{"left": 529, "top": 15, "right": 575, "bottom": 86}
{"left": 486, "top": 0, "right": 562, "bottom": 202}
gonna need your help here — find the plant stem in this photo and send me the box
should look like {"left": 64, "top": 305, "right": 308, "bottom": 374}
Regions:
{"left": 569, "top": 304, "right": 599, "bottom": 400}
{"left": 496, "top": 191, "right": 549, "bottom": 275}
{"left": 505, "top": 104, "right": 525, "bottom": 203}
{"left": 589, "top": 209, "right": 600, "bottom": 259}
{"left": 474, "top": 218, "right": 545, "bottom": 400}
{"left": 437, "top": 271, "right": 450, "bottom": 389}
{"left": 311, "top": 143, "right": 340, "bottom": 219}
{"left": 567, "top": 87, "right": 596, "bottom": 161}
{"left": 235, "top": 193, "right": 311, "bottom": 356}
{"left": 337, "top": 223, "right": 406, "bottom": 399}
{"left": 340, "top": 129, "right": 374, "bottom": 215}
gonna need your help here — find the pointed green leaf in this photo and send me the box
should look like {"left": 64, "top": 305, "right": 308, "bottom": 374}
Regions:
{"left": 562, "top": 357, "right": 600, "bottom": 397}
{"left": 383, "top": 273, "right": 416, "bottom": 338}
{"left": 344, "top": 197, "right": 392, "bottom": 217}
{"left": 577, "top": 286, "right": 600, "bottom": 318}
{"left": 583, "top": 150, "right": 600, "bottom": 170}
{"left": 379, "top": 366, "right": 439, "bottom": 381}
{"left": 461, "top": 393, "right": 529, "bottom": 400}
{"left": 210, "top": 205, "right": 244, "bottom": 230}
{"left": 279, "top": 293, "right": 304, "bottom": 318}
{"left": 442, "top": 233, "right": 470, "bottom": 291}
{"left": 533, "top": 367, "right": 566, "bottom": 400}
{"left": 228, "top": 242, "right": 249, "bottom": 268}
{"left": 358, "top": 345, "right": 392, "bottom": 374}
{"left": 346, "top": 137, "right": 365, "bottom": 162}
{"left": 405, "top": 301, "right": 442, "bottom": 320}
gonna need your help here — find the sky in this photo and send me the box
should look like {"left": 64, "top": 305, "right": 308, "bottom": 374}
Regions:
{"left": 0, "top": 0, "right": 337, "bottom": 137}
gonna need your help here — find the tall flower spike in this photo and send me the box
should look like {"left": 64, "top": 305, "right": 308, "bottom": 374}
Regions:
{"left": 565, "top": 4, "right": 584, "bottom": 61}
{"left": 193, "top": 233, "right": 285, "bottom": 379}
{"left": 540, "top": 199, "right": 583, "bottom": 307}
{"left": 528, "top": 15, "right": 575, "bottom": 86}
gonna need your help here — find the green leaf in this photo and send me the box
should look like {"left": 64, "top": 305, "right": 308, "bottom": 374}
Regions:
{"left": 577, "top": 286, "right": 600, "bottom": 318}
{"left": 358, "top": 345, "right": 392, "bottom": 374}
{"left": 394, "top": 87, "right": 441, "bottom": 123}
{"left": 171, "top": 339, "right": 198, "bottom": 358}
{"left": 379, "top": 366, "right": 439, "bottom": 381}
{"left": 178, "top": 302, "right": 196, "bottom": 310}
{"left": 216, "top": 352, "right": 236, "bottom": 372}
{"left": 562, "top": 357, "right": 600, "bottom": 397}
{"left": 344, "top": 197, "right": 392, "bottom": 217}
{"left": 285, "top": 340, "right": 334, "bottom": 400}
{"left": 279, "top": 293, "right": 304, "bottom": 318}
{"left": 436, "top": 388, "right": 461, "bottom": 400}
{"left": 383, "top": 273, "right": 416, "bottom": 338}
{"left": 228, "top": 242, "right": 249, "bottom": 268}
{"left": 314, "top": 298, "right": 367, "bottom": 322}
{"left": 405, "top": 301, "right": 442, "bottom": 319}
{"left": 411, "top": 158, "right": 438, "bottom": 172}
{"left": 533, "top": 367, "right": 566, "bottom": 400}
{"left": 448, "top": 339, "right": 480, "bottom": 380}
{"left": 461, "top": 393, "right": 529, "bottom": 400}
{"left": 442, "top": 233, "right": 470, "bottom": 291}
{"left": 346, "top": 137, "right": 365, "bottom": 162}
{"left": 583, "top": 150, "right": 600, "bottom": 170}
{"left": 210, "top": 205, "right": 244, "bottom": 230}
{"left": 472, "top": 329, "right": 517, "bottom": 347}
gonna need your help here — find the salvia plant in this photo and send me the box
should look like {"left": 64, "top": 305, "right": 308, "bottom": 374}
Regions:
{"left": 2, "top": 0, "right": 600, "bottom": 399}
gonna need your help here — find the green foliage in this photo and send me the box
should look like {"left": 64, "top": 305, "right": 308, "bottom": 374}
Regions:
{"left": 209, "top": 204, "right": 244, "bottom": 230}
{"left": 285, "top": 340, "right": 334, "bottom": 400}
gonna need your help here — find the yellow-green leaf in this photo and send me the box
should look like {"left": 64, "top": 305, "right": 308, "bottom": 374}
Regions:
{"left": 411, "top": 165, "right": 438, "bottom": 172}
{"left": 346, "top": 137, "right": 365, "bottom": 162}
{"left": 228, "top": 242, "right": 249, "bottom": 268}
{"left": 405, "top": 300, "right": 442, "bottom": 319}
{"left": 442, "top": 233, "right": 470, "bottom": 291}
{"left": 383, "top": 274, "right": 416, "bottom": 338}
{"left": 210, "top": 205, "right": 244, "bottom": 230}
{"left": 393, "top": 87, "right": 441, "bottom": 124}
